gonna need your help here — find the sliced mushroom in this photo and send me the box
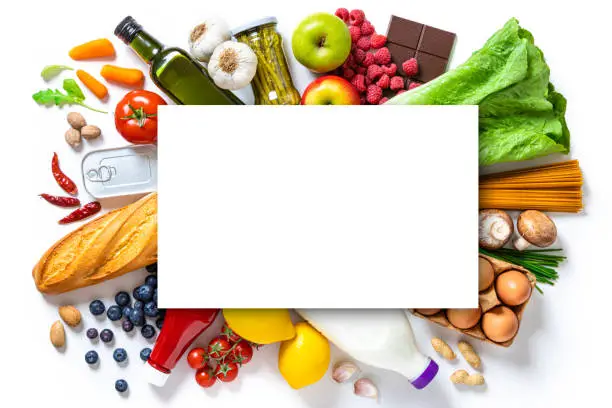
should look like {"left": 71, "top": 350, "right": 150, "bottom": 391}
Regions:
{"left": 513, "top": 210, "right": 557, "bottom": 251}
{"left": 479, "top": 210, "right": 514, "bottom": 250}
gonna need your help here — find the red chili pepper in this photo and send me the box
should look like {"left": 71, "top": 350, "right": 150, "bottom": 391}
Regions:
{"left": 40, "top": 194, "right": 81, "bottom": 208}
{"left": 51, "top": 153, "right": 78, "bottom": 195}
{"left": 59, "top": 201, "right": 101, "bottom": 224}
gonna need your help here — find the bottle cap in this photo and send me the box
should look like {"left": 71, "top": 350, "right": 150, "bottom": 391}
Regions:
{"left": 410, "top": 358, "right": 438, "bottom": 389}
{"left": 143, "top": 361, "right": 170, "bottom": 387}
{"left": 115, "top": 16, "right": 143, "bottom": 44}
{"left": 232, "top": 17, "right": 278, "bottom": 37}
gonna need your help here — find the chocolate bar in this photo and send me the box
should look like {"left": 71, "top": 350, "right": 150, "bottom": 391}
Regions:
{"left": 386, "top": 16, "right": 456, "bottom": 84}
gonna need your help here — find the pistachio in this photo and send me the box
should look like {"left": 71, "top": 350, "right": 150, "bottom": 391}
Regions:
{"left": 65, "top": 128, "right": 81, "bottom": 147}
{"left": 50, "top": 320, "right": 65, "bottom": 348}
{"left": 81, "top": 125, "right": 101, "bottom": 140}
{"left": 67, "top": 112, "right": 86, "bottom": 130}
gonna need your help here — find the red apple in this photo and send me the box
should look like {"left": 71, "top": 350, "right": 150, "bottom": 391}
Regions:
{"left": 301, "top": 76, "right": 361, "bottom": 105}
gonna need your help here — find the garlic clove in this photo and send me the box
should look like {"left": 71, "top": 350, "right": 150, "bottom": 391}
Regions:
{"left": 354, "top": 378, "right": 379, "bottom": 399}
{"left": 332, "top": 361, "right": 360, "bottom": 383}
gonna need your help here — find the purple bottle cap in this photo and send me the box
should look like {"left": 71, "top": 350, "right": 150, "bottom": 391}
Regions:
{"left": 410, "top": 358, "right": 439, "bottom": 389}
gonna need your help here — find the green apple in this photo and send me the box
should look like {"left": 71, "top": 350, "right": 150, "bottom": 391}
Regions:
{"left": 292, "top": 13, "right": 351, "bottom": 73}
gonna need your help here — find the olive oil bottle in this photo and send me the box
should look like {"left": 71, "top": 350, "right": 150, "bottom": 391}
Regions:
{"left": 115, "top": 16, "right": 243, "bottom": 105}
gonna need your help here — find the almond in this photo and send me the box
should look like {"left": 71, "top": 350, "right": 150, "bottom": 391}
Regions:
{"left": 50, "top": 321, "right": 65, "bottom": 348}
{"left": 59, "top": 305, "right": 81, "bottom": 327}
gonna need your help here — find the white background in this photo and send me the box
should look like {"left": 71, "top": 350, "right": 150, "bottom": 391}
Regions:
{"left": 159, "top": 106, "right": 478, "bottom": 308}
{"left": 1, "top": 0, "right": 612, "bottom": 407}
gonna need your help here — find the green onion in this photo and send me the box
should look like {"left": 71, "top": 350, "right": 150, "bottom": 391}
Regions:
{"left": 479, "top": 248, "right": 566, "bottom": 293}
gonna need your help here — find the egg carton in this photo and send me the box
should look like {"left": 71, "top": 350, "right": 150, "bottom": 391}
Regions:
{"left": 412, "top": 254, "right": 536, "bottom": 347}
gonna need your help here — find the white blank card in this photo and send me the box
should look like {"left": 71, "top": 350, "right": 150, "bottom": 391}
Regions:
{"left": 158, "top": 106, "right": 478, "bottom": 308}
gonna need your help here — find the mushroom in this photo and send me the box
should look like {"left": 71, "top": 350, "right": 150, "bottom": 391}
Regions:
{"left": 479, "top": 209, "right": 514, "bottom": 250}
{"left": 513, "top": 210, "right": 557, "bottom": 251}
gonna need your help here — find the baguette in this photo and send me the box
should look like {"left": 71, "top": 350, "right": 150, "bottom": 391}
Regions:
{"left": 33, "top": 193, "right": 157, "bottom": 294}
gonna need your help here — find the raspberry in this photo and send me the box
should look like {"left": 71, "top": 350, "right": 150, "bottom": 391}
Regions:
{"left": 390, "top": 76, "right": 405, "bottom": 91}
{"left": 374, "top": 47, "right": 391, "bottom": 65}
{"left": 370, "top": 34, "right": 387, "bottom": 49}
{"left": 402, "top": 58, "right": 419, "bottom": 77}
{"left": 378, "top": 97, "right": 389, "bottom": 105}
{"left": 349, "top": 9, "right": 365, "bottom": 26}
{"left": 350, "top": 74, "right": 367, "bottom": 93}
{"left": 396, "top": 89, "right": 407, "bottom": 96}
{"left": 362, "top": 53, "right": 375, "bottom": 67}
{"left": 356, "top": 66, "right": 366, "bottom": 75}
{"left": 376, "top": 74, "right": 390, "bottom": 89}
{"left": 382, "top": 63, "right": 397, "bottom": 77}
{"left": 343, "top": 68, "right": 355, "bottom": 80}
{"left": 360, "top": 20, "right": 375, "bottom": 36}
{"left": 366, "top": 85, "right": 383, "bottom": 104}
{"left": 353, "top": 48, "right": 366, "bottom": 64}
{"left": 335, "top": 8, "right": 350, "bottom": 23}
{"left": 408, "top": 81, "right": 422, "bottom": 90}
{"left": 366, "top": 64, "right": 383, "bottom": 81}
{"left": 360, "top": 96, "right": 367, "bottom": 105}
{"left": 365, "top": 76, "right": 372, "bottom": 86}
{"left": 349, "top": 25, "right": 361, "bottom": 43}
{"left": 356, "top": 36, "right": 371, "bottom": 51}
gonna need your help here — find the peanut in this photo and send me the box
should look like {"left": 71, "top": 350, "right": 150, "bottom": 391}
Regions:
{"left": 67, "top": 112, "right": 86, "bottom": 130}
{"left": 81, "top": 125, "right": 101, "bottom": 140}
{"left": 458, "top": 340, "right": 481, "bottom": 369}
{"left": 431, "top": 337, "right": 456, "bottom": 360}
{"left": 450, "top": 369, "right": 485, "bottom": 386}
{"left": 59, "top": 305, "right": 81, "bottom": 327}
{"left": 50, "top": 320, "right": 65, "bottom": 348}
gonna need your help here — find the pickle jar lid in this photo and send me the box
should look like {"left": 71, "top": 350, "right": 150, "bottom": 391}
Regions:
{"left": 232, "top": 17, "right": 278, "bottom": 36}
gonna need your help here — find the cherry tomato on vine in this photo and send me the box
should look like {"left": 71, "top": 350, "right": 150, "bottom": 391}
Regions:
{"left": 207, "top": 336, "right": 231, "bottom": 360}
{"left": 215, "top": 362, "right": 239, "bottom": 382}
{"left": 195, "top": 366, "right": 216, "bottom": 388}
{"left": 114, "top": 90, "right": 166, "bottom": 144}
{"left": 230, "top": 340, "right": 253, "bottom": 365}
{"left": 220, "top": 323, "right": 242, "bottom": 343}
{"left": 187, "top": 347, "right": 208, "bottom": 370}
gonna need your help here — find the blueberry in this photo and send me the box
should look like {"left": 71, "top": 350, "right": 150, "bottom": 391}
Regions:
{"left": 141, "top": 324, "right": 156, "bottom": 339}
{"left": 122, "top": 319, "right": 134, "bottom": 332}
{"left": 115, "top": 379, "right": 128, "bottom": 393}
{"left": 133, "top": 301, "right": 144, "bottom": 311}
{"left": 155, "top": 318, "right": 164, "bottom": 330}
{"left": 146, "top": 263, "right": 157, "bottom": 273}
{"left": 100, "top": 329, "right": 114, "bottom": 343}
{"left": 133, "top": 285, "right": 154, "bottom": 302}
{"left": 89, "top": 300, "right": 106, "bottom": 316}
{"left": 144, "top": 301, "right": 158, "bottom": 317}
{"left": 107, "top": 305, "right": 123, "bottom": 321}
{"left": 153, "top": 289, "right": 158, "bottom": 304}
{"left": 113, "top": 348, "right": 128, "bottom": 363}
{"left": 115, "top": 291, "right": 131, "bottom": 307}
{"left": 129, "top": 308, "right": 145, "bottom": 327}
{"left": 140, "top": 347, "right": 152, "bottom": 362}
{"left": 122, "top": 306, "right": 133, "bottom": 319}
{"left": 145, "top": 275, "right": 157, "bottom": 287}
{"left": 86, "top": 328, "right": 99, "bottom": 340}
{"left": 85, "top": 350, "right": 99, "bottom": 365}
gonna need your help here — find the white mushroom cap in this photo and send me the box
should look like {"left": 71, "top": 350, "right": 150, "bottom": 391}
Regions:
{"left": 514, "top": 210, "right": 557, "bottom": 251}
{"left": 479, "top": 209, "right": 514, "bottom": 250}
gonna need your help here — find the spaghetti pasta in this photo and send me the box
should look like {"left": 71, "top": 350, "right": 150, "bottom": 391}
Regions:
{"left": 479, "top": 160, "right": 583, "bottom": 213}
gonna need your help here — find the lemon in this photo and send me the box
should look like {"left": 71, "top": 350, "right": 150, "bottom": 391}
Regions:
{"left": 222, "top": 309, "right": 296, "bottom": 344}
{"left": 278, "top": 322, "right": 331, "bottom": 389}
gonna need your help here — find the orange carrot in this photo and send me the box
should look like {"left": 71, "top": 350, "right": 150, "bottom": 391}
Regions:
{"left": 76, "top": 70, "right": 108, "bottom": 100}
{"left": 100, "top": 65, "right": 144, "bottom": 87}
{"left": 69, "top": 39, "right": 115, "bottom": 60}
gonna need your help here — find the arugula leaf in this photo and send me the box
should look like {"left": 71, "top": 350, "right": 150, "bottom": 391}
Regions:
{"left": 63, "top": 78, "right": 85, "bottom": 99}
{"left": 32, "top": 82, "right": 107, "bottom": 114}
{"left": 40, "top": 65, "right": 73, "bottom": 81}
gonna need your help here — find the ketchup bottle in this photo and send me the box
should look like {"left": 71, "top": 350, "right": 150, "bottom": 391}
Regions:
{"left": 144, "top": 308, "right": 219, "bottom": 386}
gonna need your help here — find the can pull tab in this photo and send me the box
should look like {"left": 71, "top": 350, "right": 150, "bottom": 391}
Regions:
{"left": 86, "top": 165, "right": 117, "bottom": 183}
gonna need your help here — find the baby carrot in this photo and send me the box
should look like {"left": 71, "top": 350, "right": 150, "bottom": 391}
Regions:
{"left": 69, "top": 38, "right": 115, "bottom": 60}
{"left": 76, "top": 70, "right": 108, "bottom": 100}
{"left": 100, "top": 65, "right": 144, "bottom": 87}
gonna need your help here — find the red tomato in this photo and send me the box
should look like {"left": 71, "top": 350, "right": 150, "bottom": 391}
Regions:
{"left": 215, "top": 362, "right": 239, "bottom": 382}
{"left": 114, "top": 90, "right": 166, "bottom": 144}
{"left": 230, "top": 340, "right": 253, "bottom": 365}
{"left": 220, "top": 323, "right": 242, "bottom": 343}
{"left": 195, "top": 366, "right": 216, "bottom": 388}
{"left": 207, "top": 336, "right": 231, "bottom": 360}
{"left": 187, "top": 347, "right": 207, "bottom": 370}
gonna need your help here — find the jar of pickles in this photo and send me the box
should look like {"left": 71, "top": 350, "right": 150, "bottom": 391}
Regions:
{"left": 233, "top": 18, "right": 301, "bottom": 105}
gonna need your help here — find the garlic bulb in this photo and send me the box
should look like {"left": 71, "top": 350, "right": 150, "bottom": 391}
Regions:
{"left": 189, "top": 18, "right": 231, "bottom": 62}
{"left": 208, "top": 42, "right": 258, "bottom": 90}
